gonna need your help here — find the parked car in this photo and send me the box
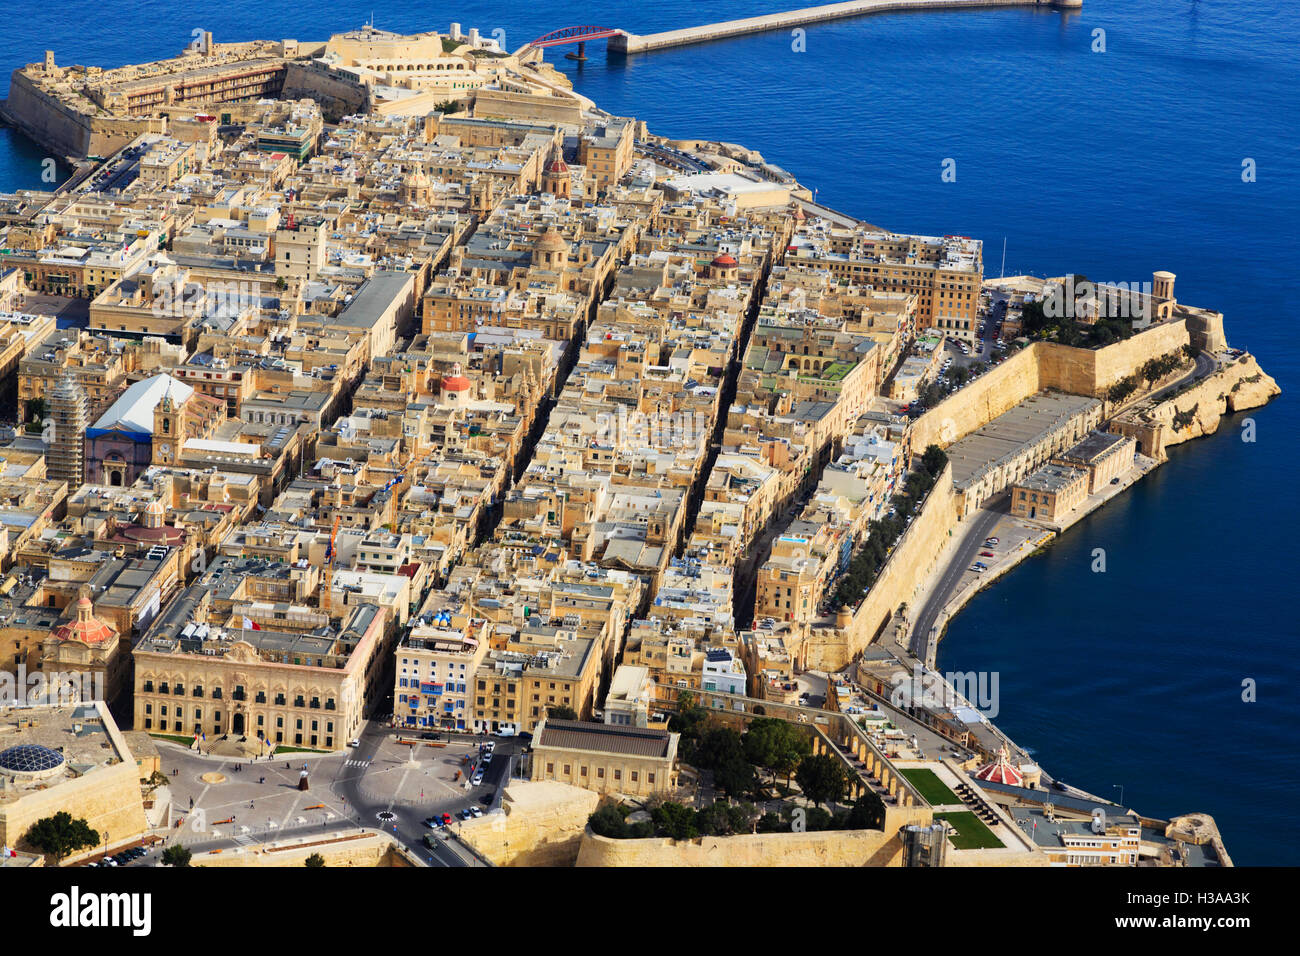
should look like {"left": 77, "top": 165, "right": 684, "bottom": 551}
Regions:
{"left": 969, "top": 565, "right": 985, "bottom": 574}
{"left": 979, "top": 550, "right": 995, "bottom": 558}
{"left": 441, "top": 812, "right": 453, "bottom": 825}
{"left": 984, "top": 537, "right": 1000, "bottom": 545}
{"left": 470, "top": 807, "right": 484, "bottom": 818}
{"left": 348, "top": 739, "right": 361, "bottom": 748}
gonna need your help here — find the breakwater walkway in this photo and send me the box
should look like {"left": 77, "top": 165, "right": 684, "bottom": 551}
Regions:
{"left": 611, "top": 0, "right": 1081, "bottom": 54}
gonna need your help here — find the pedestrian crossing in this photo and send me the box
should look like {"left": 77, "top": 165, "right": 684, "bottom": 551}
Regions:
{"left": 345, "top": 758, "right": 370, "bottom": 768}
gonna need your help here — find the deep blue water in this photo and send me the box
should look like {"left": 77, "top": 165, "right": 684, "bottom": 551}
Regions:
{"left": 2, "top": 0, "right": 1295, "bottom": 863}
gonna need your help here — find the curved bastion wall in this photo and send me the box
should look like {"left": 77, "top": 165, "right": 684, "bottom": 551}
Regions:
{"left": 576, "top": 801, "right": 934, "bottom": 867}
{"left": 908, "top": 317, "right": 1204, "bottom": 453}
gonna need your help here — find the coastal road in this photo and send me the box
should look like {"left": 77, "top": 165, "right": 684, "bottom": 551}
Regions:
{"left": 910, "top": 495, "right": 1007, "bottom": 664}
{"left": 1148, "top": 350, "right": 1216, "bottom": 403}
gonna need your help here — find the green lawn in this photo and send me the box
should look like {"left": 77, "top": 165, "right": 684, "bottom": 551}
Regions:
{"left": 899, "top": 768, "right": 961, "bottom": 806}
{"left": 149, "top": 733, "right": 195, "bottom": 747}
{"left": 273, "top": 745, "right": 328, "bottom": 755}
{"left": 935, "top": 811, "right": 1003, "bottom": 850}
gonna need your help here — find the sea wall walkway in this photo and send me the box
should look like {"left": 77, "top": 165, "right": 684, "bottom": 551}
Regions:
{"left": 611, "top": 0, "right": 1081, "bottom": 54}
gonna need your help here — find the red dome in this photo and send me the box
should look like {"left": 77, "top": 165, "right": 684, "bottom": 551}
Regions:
{"left": 973, "top": 745, "right": 1025, "bottom": 787}
{"left": 545, "top": 157, "right": 569, "bottom": 174}
{"left": 711, "top": 253, "right": 738, "bottom": 268}
{"left": 441, "top": 362, "right": 471, "bottom": 393}
{"left": 51, "top": 596, "right": 115, "bottom": 645}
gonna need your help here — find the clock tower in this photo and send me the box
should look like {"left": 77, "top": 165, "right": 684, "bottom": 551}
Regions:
{"left": 153, "top": 393, "right": 180, "bottom": 465}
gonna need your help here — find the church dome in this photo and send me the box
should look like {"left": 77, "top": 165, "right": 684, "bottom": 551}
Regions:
{"left": 711, "top": 252, "right": 738, "bottom": 268}
{"left": 51, "top": 595, "right": 115, "bottom": 646}
{"left": 440, "top": 362, "right": 471, "bottom": 394}
{"left": 535, "top": 227, "right": 568, "bottom": 252}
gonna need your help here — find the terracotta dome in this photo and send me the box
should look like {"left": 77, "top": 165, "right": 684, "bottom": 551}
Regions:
{"left": 973, "top": 745, "right": 1025, "bottom": 787}
{"left": 441, "top": 362, "right": 471, "bottom": 393}
{"left": 545, "top": 156, "right": 569, "bottom": 174}
{"left": 51, "top": 595, "right": 115, "bottom": 645}
{"left": 711, "top": 252, "right": 738, "bottom": 268}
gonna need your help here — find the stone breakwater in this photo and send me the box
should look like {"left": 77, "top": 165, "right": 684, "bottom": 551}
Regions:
{"left": 611, "top": 0, "right": 1082, "bottom": 54}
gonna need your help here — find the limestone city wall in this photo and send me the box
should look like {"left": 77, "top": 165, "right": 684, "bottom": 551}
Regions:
{"left": 575, "top": 802, "right": 932, "bottom": 867}
{"left": 803, "top": 465, "right": 956, "bottom": 671}
{"left": 1126, "top": 353, "right": 1279, "bottom": 457}
{"left": 456, "top": 780, "right": 600, "bottom": 867}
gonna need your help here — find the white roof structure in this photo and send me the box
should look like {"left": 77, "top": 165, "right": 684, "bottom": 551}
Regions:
{"left": 91, "top": 374, "right": 194, "bottom": 434}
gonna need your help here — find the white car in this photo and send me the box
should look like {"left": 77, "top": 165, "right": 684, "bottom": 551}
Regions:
{"left": 471, "top": 772, "right": 484, "bottom": 786}
{"left": 348, "top": 739, "right": 361, "bottom": 748}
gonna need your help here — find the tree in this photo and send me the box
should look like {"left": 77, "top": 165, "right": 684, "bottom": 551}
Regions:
{"left": 668, "top": 690, "right": 710, "bottom": 762}
{"left": 25, "top": 812, "right": 98, "bottom": 862}
{"left": 713, "top": 754, "right": 757, "bottom": 799}
{"left": 840, "top": 792, "right": 886, "bottom": 831}
{"left": 587, "top": 804, "right": 629, "bottom": 839}
{"left": 695, "top": 801, "right": 735, "bottom": 836}
{"left": 742, "top": 718, "right": 809, "bottom": 787}
{"left": 795, "top": 753, "right": 848, "bottom": 808}
{"left": 161, "top": 844, "right": 192, "bottom": 867}
{"left": 547, "top": 705, "right": 578, "bottom": 721}
{"left": 434, "top": 99, "right": 464, "bottom": 115}
{"left": 304, "top": 852, "right": 326, "bottom": 867}
{"left": 25, "top": 397, "right": 47, "bottom": 423}
{"left": 142, "top": 770, "right": 168, "bottom": 795}
{"left": 694, "top": 726, "right": 744, "bottom": 769}
{"left": 920, "top": 444, "right": 948, "bottom": 478}
{"left": 652, "top": 802, "right": 698, "bottom": 840}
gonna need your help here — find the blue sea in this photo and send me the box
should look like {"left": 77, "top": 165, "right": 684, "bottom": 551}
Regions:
{"left": 2, "top": 0, "right": 1295, "bottom": 863}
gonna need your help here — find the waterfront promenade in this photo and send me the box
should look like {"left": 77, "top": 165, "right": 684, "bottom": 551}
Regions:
{"left": 611, "top": 0, "right": 1081, "bottom": 54}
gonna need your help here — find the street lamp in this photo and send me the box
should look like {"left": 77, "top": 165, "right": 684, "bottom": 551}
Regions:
{"left": 1113, "top": 784, "right": 1124, "bottom": 806}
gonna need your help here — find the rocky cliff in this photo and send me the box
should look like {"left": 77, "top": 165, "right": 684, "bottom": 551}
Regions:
{"left": 1145, "top": 353, "right": 1279, "bottom": 451}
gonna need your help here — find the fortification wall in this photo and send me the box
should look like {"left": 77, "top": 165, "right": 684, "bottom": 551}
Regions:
{"left": 2, "top": 70, "right": 93, "bottom": 158}
{"left": 193, "top": 831, "right": 413, "bottom": 867}
{"left": 576, "top": 803, "right": 932, "bottom": 867}
{"left": 281, "top": 62, "right": 369, "bottom": 121}
{"left": 909, "top": 346, "right": 1040, "bottom": 450}
{"left": 804, "top": 466, "right": 956, "bottom": 671}
{"left": 910, "top": 319, "right": 1197, "bottom": 454}
{"left": 1043, "top": 318, "right": 1192, "bottom": 396}
{"left": 0, "top": 761, "right": 148, "bottom": 853}
{"left": 472, "top": 89, "right": 583, "bottom": 126}
{"left": 457, "top": 780, "right": 600, "bottom": 867}
{"left": 1122, "top": 353, "right": 1279, "bottom": 457}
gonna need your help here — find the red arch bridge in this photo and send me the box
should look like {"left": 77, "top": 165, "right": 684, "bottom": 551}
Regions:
{"left": 525, "top": 26, "right": 627, "bottom": 56}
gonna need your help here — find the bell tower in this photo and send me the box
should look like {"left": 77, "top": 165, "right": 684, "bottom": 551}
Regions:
{"left": 153, "top": 392, "right": 180, "bottom": 465}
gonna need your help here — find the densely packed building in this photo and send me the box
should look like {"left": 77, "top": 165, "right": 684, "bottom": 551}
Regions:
{"left": 0, "top": 24, "right": 972, "bottom": 756}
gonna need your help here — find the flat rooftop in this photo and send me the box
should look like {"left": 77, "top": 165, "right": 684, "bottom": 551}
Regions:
{"left": 946, "top": 392, "right": 1101, "bottom": 490}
